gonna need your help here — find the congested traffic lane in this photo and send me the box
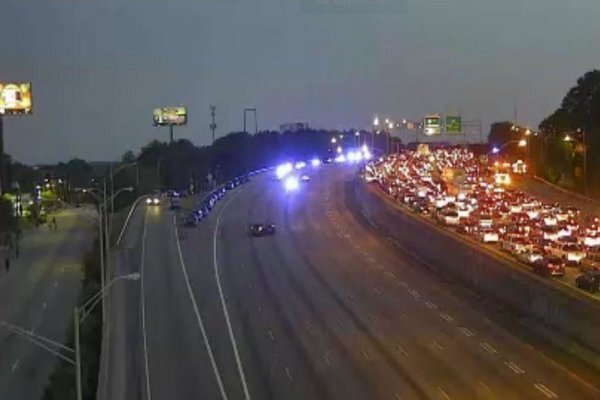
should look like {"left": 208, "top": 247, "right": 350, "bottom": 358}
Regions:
{"left": 177, "top": 163, "right": 599, "bottom": 399}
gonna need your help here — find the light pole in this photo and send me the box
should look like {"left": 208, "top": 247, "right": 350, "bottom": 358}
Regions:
{"left": 489, "top": 139, "right": 527, "bottom": 156}
{"left": 0, "top": 273, "right": 140, "bottom": 400}
{"left": 564, "top": 129, "right": 588, "bottom": 196}
{"left": 83, "top": 186, "right": 134, "bottom": 323}
{"left": 372, "top": 116, "right": 379, "bottom": 151}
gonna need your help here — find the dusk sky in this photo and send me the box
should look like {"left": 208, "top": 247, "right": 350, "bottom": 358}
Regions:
{"left": 2, "top": 0, "right": 599, "bottom": 164}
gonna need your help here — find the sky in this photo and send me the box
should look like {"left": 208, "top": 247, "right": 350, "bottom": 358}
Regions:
{"left": 1, "top": 0, "right": 599, "bottom": 164}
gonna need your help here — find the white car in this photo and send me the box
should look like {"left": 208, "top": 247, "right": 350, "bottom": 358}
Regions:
{"left": 546, "top": 243, "right": 586, "bottom": 264}
{"left": 517, "top": 249, "right": 544, "bottom": 264}
{"left": 438, "top": 211, "right": 460, "bottom": 226}
{"left": 479, "top": 229, "right": 499, "bottom": 243}
{"left": 500, "top": 236, "right": 528, "bottom": 254}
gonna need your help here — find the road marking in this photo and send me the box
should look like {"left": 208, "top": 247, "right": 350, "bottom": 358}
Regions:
{"left": 268, "top": 330, "right": 275, "bottom": 341}
{"left": 140, "top": 210, "right": 153, "bottom": 400}
{"left": 397, "top": 280, "right": 408, "bottom": 288}
{"left": 431, "top": 340, "right": 444, "bottom": 351}
{"left": 374, "top": 287, "right": 383, "bottom": 295}
{"left": 54, "top": 282, "right": 58, "bottom": 288}
{"left": 395, "top": 344, "right": 408, "bottom": 356}
{"left": 425, "top": 301, "right": 437, "bottom": 310}
{"left": 285, "top": 367, "right": 293, "bottom": 381}
{"left": 42, "top": 302, "right": 47, "bottom": 310}
{"left": 323, "top": 354, "right": 331, "bottom": 365}
{"left": 458, "top": 327, "right": 475, "bottom": 337}
{"left": 11, "top": 359, "right": 20, "bottom": 372}
{"left": 534, "top": 383, "right": 558, "bottom": 398}
{"left": 478, "top": 380, "right": 494, "bottom": 396}
{"left": 395, "top": 393, "right": 403, "bottom": 400}
{"left": 410, "top": 289, "right": 420, "bottom": 299}
{"left": 361, "top": 349, "right": 371, "bottom": 361}
{"left": 213, "top": 195, "right": 252, "bottom": 400}
{"left": 480, "top": 342, "right": 498, "bottom": 355}
{"left": 505, "top": 361, "right": 526, "bottom": 374}
{"left": 174, "top": 216, "right": 228, "bottom": 400}
{"left": 437, "top": 386, "right": 451, "bottom": 400}
{"left": 439, "top": 313, "right": 453, "bottom": 322}
{"left": 335, "top": 317, "right": 344, "bottom": 328}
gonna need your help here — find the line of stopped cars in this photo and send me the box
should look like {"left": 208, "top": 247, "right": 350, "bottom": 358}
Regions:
{"left": 366, "top": 148, "right": 600, "bottom": 294}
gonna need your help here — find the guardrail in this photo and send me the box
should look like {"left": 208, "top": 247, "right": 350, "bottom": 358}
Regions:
{"left": 355, "top": 178, "right": 600, "bottom": 368}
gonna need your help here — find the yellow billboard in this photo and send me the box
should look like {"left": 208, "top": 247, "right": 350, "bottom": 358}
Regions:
{"left": 153, "top": 107, "right": 187, "bottom": 126}
{"left": 0, "top": 83, "right": 33, "bottom": 115}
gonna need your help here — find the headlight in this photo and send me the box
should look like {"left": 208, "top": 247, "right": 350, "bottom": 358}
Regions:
{"left": 153, "top": 198, "right": 160, "bottom": 205}
{"left": 146, "top": 198, "right": 152, "bottom": 205}
{"left": 284, "top": 176, "right": 299, "bottom": 191}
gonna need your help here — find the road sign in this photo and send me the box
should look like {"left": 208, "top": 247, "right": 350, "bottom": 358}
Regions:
{"left": 445, "top": 115, "right": 462, "bottom": 133}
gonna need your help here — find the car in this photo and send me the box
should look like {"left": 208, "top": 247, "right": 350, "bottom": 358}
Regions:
{"left": 478, "top": 229, "right": 499, "bottom": 243}
{"left": 301, "top": 174, "right": 310, "bottom": 181}
{"left": 575, "top": 271, "right": 600, "bottom": 293}
{"left": 184, "top": 214, "right": 199, "bottom": 228}
{"left": 516, "top": 249, "right": 544, "bottom": 264}
{"left": 169, "top": 196, "right": 181, "bottom": 210}
{"left": 226, "top": 181, "right": 235, "bottom": 190}
{"left": 545, "top": 242, "right": 586, "bottom": 264}
{"left": 532, "top": 257, "right": 565, "bottom": 277}
{"left": 146, "top": 196, "right": 160, "bottom": 206}
{"left": 249, "top": 223, "right": 276, "bottom": 237}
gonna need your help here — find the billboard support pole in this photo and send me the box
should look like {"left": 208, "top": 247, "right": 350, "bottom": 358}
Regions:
{"left": 0, "top": 115, "right": 4, "bottom": 195}
{"left": 169, "top": 124, "right": 174, "bottom": 144}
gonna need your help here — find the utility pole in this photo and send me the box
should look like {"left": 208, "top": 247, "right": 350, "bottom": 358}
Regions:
{"left": 209, "top": 105, "right": 217, "bottom": 144}
{"left": 243, "top": 108, "right": 258, "bottom": 134}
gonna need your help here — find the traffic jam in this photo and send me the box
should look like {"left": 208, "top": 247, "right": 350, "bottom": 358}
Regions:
{"left": 365, "top": 146, "right": 600, "bottom": 294}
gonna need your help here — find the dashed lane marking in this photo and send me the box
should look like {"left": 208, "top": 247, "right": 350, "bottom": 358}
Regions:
{"left": 505, "top": 361, "right": 526, "bottom": 375}
{"left": 285, "top": 367, "right": 293, "bottom": 382}
{"left": 458, "top": 327, "right": 475, "bottom": 337}
{"left": 534, "top": 383, "right": 558, "bottom": 399}
{"left": 425, "top": 301, "right": 437, "bottom": 310}
{"left": 439, "top": 313, "right": 454, "bottom": 322}
{"left": 11, "top": 359, "right": 20, "bottom": 372}
{"left": 437, "top": 386, "right": 451, "bottom": 400}
{"left": 395, "top": 345, "right": 408, "bottom": 356}
{"left": 42, "top": 302, "right": 47, "bottom": 310}
{"left": 480, "top": 342, "right": 498, "bottom": 355}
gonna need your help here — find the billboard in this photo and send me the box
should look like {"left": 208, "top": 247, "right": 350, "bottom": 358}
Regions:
{"left": 0, "top": 83, "right": 33, "bottom": 115}
{"left": 423, "top": 114, "right": 441, "bottom": 135}
{"left": 445, "top": 115, "right": 462, "bottom": 133}
{"left": 153, "top": 107, "right": 187, "bottom": 126}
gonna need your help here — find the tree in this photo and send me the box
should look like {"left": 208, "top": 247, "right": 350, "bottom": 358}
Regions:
{"left": 121, "top": 150, "right": 136, "bottom": 163}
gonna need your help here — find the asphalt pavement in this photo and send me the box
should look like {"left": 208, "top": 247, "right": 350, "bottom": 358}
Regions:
{"left": 111, "top": 166, "right": 600, "bottom": 399}
{"left": 0, "top": 207, "right": 94, "bottom": 400}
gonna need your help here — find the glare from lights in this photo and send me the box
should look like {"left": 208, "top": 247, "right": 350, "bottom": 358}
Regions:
{"left": 564, "top": 135, "right": 572, "bottom": 142}
{"left": 355, "top": 131, "right": 360, "bottom": 136}
{"left": 373, "top": 116, "right": 379, "bottom": 126}
{"left": 518, "top": 139, "right": 527, "bottom": 147}
{"left": 492, "top": 147, "right": 500, "bottom": 154}
{"left": 347, "top": 152, "right": 356, "bottom": 162}
{"left": 276, "top": 163, "right": 293, "bottom": 179}
{"left": 335, "top": 154, "right": 346, "bottom": 163}
{"left": 331, "top": 137, "right": 337, "bottom": 144}
{"left": 284, "top": 176, "right": 299, "bottom": 191}
{"left": 337, "top": 146, "right": 343, "bottom": 154}
{"left": 388, "top": 122, "right": 394, "bottom": 130}
{"left": 295, "top": 161, "right": 306, "bottom": 169}
{"left": 311, "top": 158, "right": 321, "bottom": 167}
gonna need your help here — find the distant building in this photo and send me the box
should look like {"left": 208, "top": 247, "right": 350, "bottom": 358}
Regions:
{"left": 279, "top": 122, "right": 309, "bottom": 133}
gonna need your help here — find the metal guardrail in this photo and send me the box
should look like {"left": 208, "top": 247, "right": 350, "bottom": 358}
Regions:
{"left": 533, "top": 175, "right": 600, "bottom": 206}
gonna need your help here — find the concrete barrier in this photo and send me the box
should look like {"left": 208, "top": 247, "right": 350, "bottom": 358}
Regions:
{"left": 354, "top": 178, "right": 600, "bottom": 361}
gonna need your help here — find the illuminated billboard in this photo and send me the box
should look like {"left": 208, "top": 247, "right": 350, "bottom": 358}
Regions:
{"left": 423, "top": 114, "right": 441, "bottom": 135}
{"left": 0, "top": 83, "right": 33, "bottom": 115}
{"left": 153, "top": 107, "right": 187, "bottom": 126}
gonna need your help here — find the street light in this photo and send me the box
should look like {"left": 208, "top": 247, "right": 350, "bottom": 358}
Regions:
{"left": 564, "top": 130, "right": 588, "bottom": 195}
{"left": 0, "top": 273, "right": 140, "bottom": 400}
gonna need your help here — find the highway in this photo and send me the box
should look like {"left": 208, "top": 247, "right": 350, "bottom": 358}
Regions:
{"left": 0, "top": 207, "right": 94, "bottom": 400}
{"left": 113, "top": 165, "right": 600, "bottom": 400}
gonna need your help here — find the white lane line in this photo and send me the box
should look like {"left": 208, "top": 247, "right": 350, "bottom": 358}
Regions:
{"left": 174, "top": 216, "right": 228, "bottom": 400}
{"left": 285, "top": 367, "right": 293, "bottom": 382}
{"left": 140, "top": 210, "right": 153, "bottom": 400}
{"left": 425, "top": 301, "right": 437, "bottom": 310}
{"left": 431, "top": 340, "right": 444, "bottom": 351}
{"left": 395, "top": 344, "right": 408, "bottom": 356}
{"left": 397, "top": 280, "right": 408, "bottom": 288}
{"left": 458, "top": 327, "right": 475, "bottom": 337}
{"left": 410, "top": 289, "right": 420, "bottom": 299}
{"left": 505, "top": 361, "right": 526, "bottom": 374}
{"left": 268, "top": 330, "right": 275, "bottom": 341}
{"left": 213, "top": 196, "right": 252, "bottom": 400}
{"left": 439, "top": 313, "right": 454, "bottom": 322}
{"left": 335, "top": 317, "right": 344, "bottom": 328}
{"left": 323, "top": 354, "right": 331, "bottom": 366}
{"left": 11, "top": 359, "right": 20, "bottom": 372}
{"left": 437, "top": 386, "right": 451, "bottom": 400}
{"left": 480, "top": 342, "right": 498, "bottom": 355}
{"left": 534, "top": 383, "right": 558, "bottom": 399}
{"left": 478, "top": 380, "right": 494, "bottom": 397}
{"left": 54, "top": 282, "right": 58, "bottom": 288}
{"left": 374, "top": 287, "right": 383, "bottom": 295}
{"left": 361, "top": 349, "right": 371, "bottom": 361}
{"left": 42, "top": 302, "right": 47, "bottom": 310}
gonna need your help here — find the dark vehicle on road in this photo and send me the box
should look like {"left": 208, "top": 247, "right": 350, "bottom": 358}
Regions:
{"left": 249, "top": 223, "right": 276, "bottom": 237}
{"left": 532, "top": 257, "right": 565, "bottom": 277}
{"left": 575, "top": 271, "right": 600, "bottom": 293}
{"left": 184, "top": 214, "right": 199, "bottom": 228}
{"left": 170, "top": 196, "right": 182, "bottom": 210}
